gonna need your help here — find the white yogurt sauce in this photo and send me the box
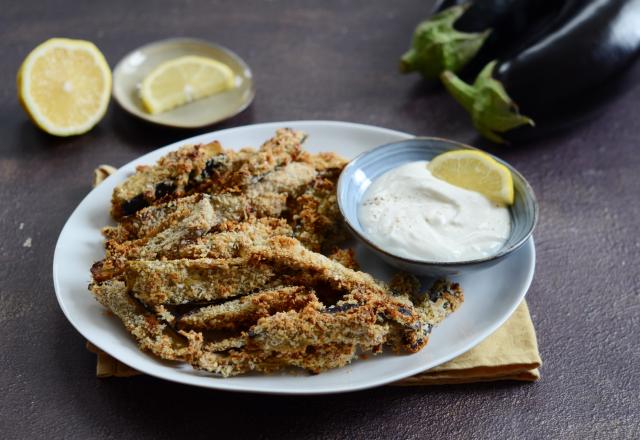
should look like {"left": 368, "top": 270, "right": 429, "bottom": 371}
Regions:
{"left": 358, "top": 161, "right": 511, "bottom": 262}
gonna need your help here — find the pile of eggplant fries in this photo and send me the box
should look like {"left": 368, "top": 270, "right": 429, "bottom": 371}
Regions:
{"left": 401, "top": 0, "right": 640, "bottom": 143}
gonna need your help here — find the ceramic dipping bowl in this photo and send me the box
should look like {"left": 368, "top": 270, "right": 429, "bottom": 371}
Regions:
{"left": 336, "top": 137, "right": 538, "bottom": 277}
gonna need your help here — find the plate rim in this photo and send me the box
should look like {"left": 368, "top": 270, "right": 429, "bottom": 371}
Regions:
{"left": 52, "top": 120, "right": 536, "bottom": 395}
{"left": 112, "top": 37, "right": 256, "bottom": 128}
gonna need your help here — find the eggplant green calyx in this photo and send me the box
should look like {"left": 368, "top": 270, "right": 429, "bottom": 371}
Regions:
{"left": 400, "top": 4, "right": 491, "bottom": 80}
{"left": 440, "top": 61, "right": 535, "bottom": 143}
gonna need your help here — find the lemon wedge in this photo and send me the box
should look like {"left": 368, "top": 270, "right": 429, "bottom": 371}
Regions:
{"left": 427, "top": 149, "right": 514, "bottom": 205}
{"left": 140, "top": 56, "right": 235, "bottom": 114}
{"left": 17, "top": 38, "right": 112, "bottom": 136}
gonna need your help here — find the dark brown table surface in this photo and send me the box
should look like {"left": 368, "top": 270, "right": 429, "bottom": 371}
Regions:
{"left": 1, "top": 1, "right": 639, "bottom": 438}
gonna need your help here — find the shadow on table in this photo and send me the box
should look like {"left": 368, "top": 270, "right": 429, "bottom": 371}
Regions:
{"left": 109, "top": 103, "right": 256, "bottom": 153}
{"left": 8, "top": 120, "right": 110, "bottom": 159}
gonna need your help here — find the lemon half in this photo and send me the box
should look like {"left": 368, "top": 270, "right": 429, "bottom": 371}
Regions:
{"left": 427, "top": 149, "right": 515, "bottom": 205}
{"left": 140, "top": 56, "right": 235, "bottom": 115}
{"left": 17, "top": 38, "right": 112, "bottom": 136}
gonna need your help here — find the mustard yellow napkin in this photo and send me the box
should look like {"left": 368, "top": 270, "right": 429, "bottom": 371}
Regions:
{"left": 394, "top": 301, "right": 541, "bottom": 385}
{"left": 88, "top": 166, "right": 542, "bottom": 384}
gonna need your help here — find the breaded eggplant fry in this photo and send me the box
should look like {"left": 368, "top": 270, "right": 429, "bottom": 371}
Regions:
{"left": 246, "top": 160, "right": 317, "bottom": 196}
{"left": 300, "top": 151, "right": 348, "bottom": 177}
{"left": 203, "top": 128, "right": 305, "bottom": 193}
{"left": 386, "top": 279, "right": 464, "bottom": 352}
{"left": 126, "top": 258, "right": 277, "bottom": 305}
{"left": 194, "top": 300, "right": 388, "bottom": 376}
{"left": 137, "top": 195, "right": 215, "bottom": 260}
{"left": 192, "top": 348, "right": 258, "bottom": 377}
{"left": 90, "top": 280, "right": 202, "bottom": 361}
{"left": 91, "top": 257, "right": 127, "bottom": 283}
{"left": 248, "top": 302, "right": 388, "bottom": 353}
{"left": 414, "top": 280, "right": 464, "bottom": 326}
{"left": 178, "top": 218, "right": 292, "bottom": 260}
{"left": 104, "top": 160, "right": 316, "bottom": 245}
{"left": 247, "top": 237, "right": 420, "bottom": 328}
{"left": 93, "top": 218, "right": 292, "bottom": 282}
{"left": 111, "top": 141, "right": 223, "bottom": 219}
{"left": 179, "top": 286, "right": 314, "bottom": 331}
{"left": 203, "top": 337, "right": 247, "bottom": 353}
{"left": 194, "top": 343, "right": 361, "bottom": 377}
{"left": 105, "top": 192, "right": 251, "bottom": 245}
{"left": 288, "top": 176, "right": 347, "bottom": 252}
{"left": 93, "top": 196, "right": 216, "bottom": 282}
{"left": 110, "top": 128, "right": 305, "bottom": 220}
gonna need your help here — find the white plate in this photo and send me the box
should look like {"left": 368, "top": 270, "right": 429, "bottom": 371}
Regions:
{"left": 53, "top": 121, "right": 535, "bottom": 395}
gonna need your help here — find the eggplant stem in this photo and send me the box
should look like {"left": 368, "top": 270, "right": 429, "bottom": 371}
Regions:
{"left": 400, "top": 4, "right": 491, "bottom": 79}
{"left": 440, "top": 61, "right": 534, "bottom": 143}
{"left": 440, "top": 71, "right": 477, "bottom": 110}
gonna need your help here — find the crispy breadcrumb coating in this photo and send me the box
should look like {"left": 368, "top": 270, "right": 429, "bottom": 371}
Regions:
{"left": 91, "top": 129, "right": 464, "bottom": 377}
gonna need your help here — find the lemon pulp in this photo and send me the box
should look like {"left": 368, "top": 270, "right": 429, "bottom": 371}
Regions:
{"left": 427, "top": 149, "right": 514, "bottom": 205}
{"left": 140, "top": 55, "right": 235, "bottom": 114}
{"left": 17, "top": 38, "right": 111, "bottom": 136}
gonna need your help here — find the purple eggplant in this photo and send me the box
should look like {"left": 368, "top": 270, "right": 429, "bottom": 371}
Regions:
{"left": 400, "top": 0, "right": 563, "bottom": 80}
{"left": 441, "top": 0, "right": 640, "bottom": 142}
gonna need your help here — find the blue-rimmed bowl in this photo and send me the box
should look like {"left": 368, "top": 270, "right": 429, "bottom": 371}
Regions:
{"left": 337, "top": 137, "right": 538, "bottom": 277}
